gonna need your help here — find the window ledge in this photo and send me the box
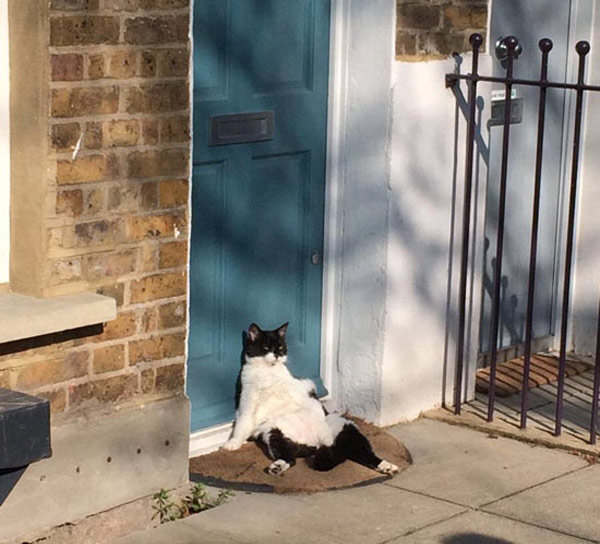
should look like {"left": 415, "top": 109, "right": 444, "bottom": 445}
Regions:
{"left": 0, "top": 293, "right": 117, "bottom": 344}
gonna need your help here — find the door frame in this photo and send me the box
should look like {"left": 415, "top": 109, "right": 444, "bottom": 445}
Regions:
{"left": 188, "top": 0, "right": 349, "bottom": 457}
{"left": 550, "top": 0, "right": 595, "bottom": 353}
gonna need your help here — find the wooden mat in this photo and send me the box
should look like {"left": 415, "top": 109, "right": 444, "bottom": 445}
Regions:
{"left": 476, "top": 354, "right": 591, "bottom": 398}
{"left": 189, "top": 418, "right": 412, "bottom": 494}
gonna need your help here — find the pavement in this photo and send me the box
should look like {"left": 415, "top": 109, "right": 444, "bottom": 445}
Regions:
{"left": 117, "top": 418, "right": 600, "bottom": 544}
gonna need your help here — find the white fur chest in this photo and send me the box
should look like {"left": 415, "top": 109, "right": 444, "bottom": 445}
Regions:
{"left": 240, "top": 362, "right": 303, "bottom": 424}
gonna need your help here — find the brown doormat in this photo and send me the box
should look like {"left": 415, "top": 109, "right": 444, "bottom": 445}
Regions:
{"left": 476, "top": 354, "right": 591, "bottom": 398}
{"left": 189, "top": 418, "right": 412, "bottom": 494}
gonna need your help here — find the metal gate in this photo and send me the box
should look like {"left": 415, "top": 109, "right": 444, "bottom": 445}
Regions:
{"left": 448, "top": 33, "right": 600, "bottom": 444}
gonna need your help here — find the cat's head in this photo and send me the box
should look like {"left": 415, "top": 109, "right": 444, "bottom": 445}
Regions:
{"left": 244, "top": 322, "right": 288, "bottom": 365}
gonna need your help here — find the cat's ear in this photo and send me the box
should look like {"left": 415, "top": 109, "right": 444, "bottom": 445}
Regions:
{"left": 248, "top": 323, "right": 261, "bottom": 343}
{"left": 276, "top": 322, "right": 289, "bottom": 338}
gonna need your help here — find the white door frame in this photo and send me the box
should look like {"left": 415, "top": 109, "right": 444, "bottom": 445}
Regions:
{"left": 189, "top": 0, "right": 349, "bottom": 457}
{"left": 550, "top": 0, "right": 595, "bottom": 353}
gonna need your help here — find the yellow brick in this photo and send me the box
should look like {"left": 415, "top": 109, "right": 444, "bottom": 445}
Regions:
{"left": 126, "top": 212, "right": 186, "bottom": 241}
{"left": 155, "top": 363, "right": 185, "bottom": 393}
{"left": 57, "top": 154, "right": 118, "bottom": 185}
{"left": 129, "top": 332, "right": 185, "bottom": 365}
{"left": 130, "top": 272, "right": 186, "bottom": 303}
{"left": 16, "top": 351, "right": 89, "bottom": 390}
{"left": 95, "top": 310, "right": 137, "bottom": 342}
{"left": 107, "top": 119, "right": 141, "bottom": 147}
{"left": 69, "top": 373, "right": 138, "bottom": 408}
{"left": 158, "top": 300, "right": 186, "bottom": 329}
{"left": 36, "top": 389, "right": 67, "bottom": 414}
{"left": 159, "top": 240, "right": 187, "bottom": 268}
{"left": 93, "top": 344, "right": 126, "bottom": 374}
{"left": 159, "top": 179, "right": 188, "bottom": 208}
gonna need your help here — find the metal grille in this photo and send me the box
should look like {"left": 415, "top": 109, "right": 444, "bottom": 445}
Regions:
{"left": 447, "top": 33, "right": 600, "bottom": 444}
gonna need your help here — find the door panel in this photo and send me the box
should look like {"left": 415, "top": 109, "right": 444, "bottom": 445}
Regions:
{"left": 249, "top": 0, "right": 316, "bottom": 94}
{"left": 193, "top": 1, "right": 229, "bottom": 101}
{"left": 190, "top": 0, "right": 330, "bottom": 431}
{"left": 481, "top": 0, "right": 571, "bottom": 354}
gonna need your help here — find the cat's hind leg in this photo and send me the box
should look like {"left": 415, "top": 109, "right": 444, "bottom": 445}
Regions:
{"left": 335, "top": 421, "right": 399, "bottom": 476}
{"left": 262, "top": 428, "right": 298, "bottom": 475}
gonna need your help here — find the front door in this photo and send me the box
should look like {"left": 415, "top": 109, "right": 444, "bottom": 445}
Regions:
{"left": 189, "top": 1, "right": 331, "bottom": 432}
{"left": 480, "top": 0, "right": 572, "bottom": 356}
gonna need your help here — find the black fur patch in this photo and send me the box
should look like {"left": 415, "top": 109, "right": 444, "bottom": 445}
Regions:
{"left": 307, "top": 423, "right": 382, "bottom": 472}
{"left": 261, "top": 428, "right": 316, "bottom": 466}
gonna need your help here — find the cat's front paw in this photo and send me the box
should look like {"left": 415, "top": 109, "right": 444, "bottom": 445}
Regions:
{"left": 221, "top": 439, "right": 243, "bottom": 451}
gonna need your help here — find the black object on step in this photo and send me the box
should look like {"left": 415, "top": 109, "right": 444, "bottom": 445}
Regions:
{"left": 0, "top": 388, "right": 52, "bottom": 506}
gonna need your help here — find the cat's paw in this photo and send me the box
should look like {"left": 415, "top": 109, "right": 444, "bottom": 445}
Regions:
{"left": 221, "top": 439, "right": 243, "bottom": 451}
{"left": 266, "top": 459, "right": 291, "bottom": 476}
{"left": 376, "top": 460, "right": 398, "bottom": 476}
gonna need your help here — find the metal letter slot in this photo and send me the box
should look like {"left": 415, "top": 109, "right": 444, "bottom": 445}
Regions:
{"left": 209, "top": 111, "right": 274, "bottom": 146}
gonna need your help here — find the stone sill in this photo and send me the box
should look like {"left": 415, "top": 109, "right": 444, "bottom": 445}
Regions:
{"left": 0, "top": 292, "right": 117, "bottom": 344}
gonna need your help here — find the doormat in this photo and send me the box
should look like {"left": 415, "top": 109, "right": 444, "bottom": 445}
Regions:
{"left": 189, "top": 418, "right": 412, "bottom": 494}
{"left": 476, "top": 354, "right": 592, "bottom": 398}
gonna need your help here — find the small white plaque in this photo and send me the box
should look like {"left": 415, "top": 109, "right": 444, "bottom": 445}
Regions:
{"left": 491, "top": 89, "right": 518, "bottom": 102}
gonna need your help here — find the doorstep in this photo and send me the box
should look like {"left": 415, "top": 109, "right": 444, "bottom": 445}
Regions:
{"left": 425, "top": 368, "right": 600, "bottom": 460}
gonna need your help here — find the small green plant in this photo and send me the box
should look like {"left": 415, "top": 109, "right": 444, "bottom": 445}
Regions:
{"left": 151, "top": 488, "right": 180, "bottom": 524}
{"left": 181, "top": 482, "right": 234, "bottom": 515}
{"left": 152, "top": 483, "right": 234, "bottom": 524}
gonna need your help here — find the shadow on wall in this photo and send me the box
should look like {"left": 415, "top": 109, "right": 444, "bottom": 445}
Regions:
{"left": 396, "top": 33, "right": 599, "bottom": 418}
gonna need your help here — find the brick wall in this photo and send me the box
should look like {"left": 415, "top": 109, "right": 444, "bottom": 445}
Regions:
{"left": 1, "top": 0, "right": 191, "bottom": 416}
{"left": 396, "top": 0, "right": 488, "bottom": 61}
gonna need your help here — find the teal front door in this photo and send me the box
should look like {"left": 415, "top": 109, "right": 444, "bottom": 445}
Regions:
{"left": 189, "top": 0, "right": 331, "bottom": 432}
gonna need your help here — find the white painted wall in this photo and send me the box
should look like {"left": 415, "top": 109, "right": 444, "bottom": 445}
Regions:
{"left": 382, "top": 59, "right": 465, "bottom": 423}
{"left": 0, "top": 0, "right": 9, "bottom": 284}
{"left": 333, "top": 0, "right": 395, "bottom": 421}
{"left": 334, "top": 1, "right": 487, "bottom": 425}
{"left": 378, "top": 55, "right": 490, "bottom": 425}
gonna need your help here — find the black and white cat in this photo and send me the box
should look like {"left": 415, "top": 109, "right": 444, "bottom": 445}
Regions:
{"left": 222, "top": 322, "right": 398, "bottom": 476}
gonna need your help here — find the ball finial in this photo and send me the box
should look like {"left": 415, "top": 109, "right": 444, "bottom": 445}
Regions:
{"left": 539, "top": 38, "right": 553, "bottom": 53}
{"left": 576, "top": 41, "right": 591, "bottom": 56}
{"left": 469, "top": 33, "right": 483, "bottom": 48}
{"left": 505, "top": 36, "right": 519, "bottom": 50}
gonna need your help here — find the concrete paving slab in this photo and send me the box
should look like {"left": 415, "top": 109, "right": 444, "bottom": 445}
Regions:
{"left": 172, "top": 492, "right": 336, "bottom": 544}
{"left": 135, "top": 483, "right": 466, "bottom": 544}
{"left": 484, "top": 464, "right": 600, "bottom": 542}
{"left": 386, "top": 419, "right": 587, "bottom": 507}
{"left": 286, "top": 483, "right": 466, "bottom": 543}
{"left": 388, "top": 511, "right": 591, "bottom": 544}
{"left": 118, "top": 522, "right": 240, "bottom": 544}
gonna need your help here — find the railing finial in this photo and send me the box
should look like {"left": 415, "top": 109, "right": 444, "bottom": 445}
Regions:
{"left": 576, "top": 41, "right": 591, "bottom": 56}
{"left": 538, "top": 38, "right": 553, "bottom": 53}
{"left": 469, "top": 33, "right": 483, "bottom": 49}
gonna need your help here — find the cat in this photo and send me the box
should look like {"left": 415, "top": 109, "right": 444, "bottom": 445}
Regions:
{"left": 222, "top": 322, "right": 399, "bottom": 477}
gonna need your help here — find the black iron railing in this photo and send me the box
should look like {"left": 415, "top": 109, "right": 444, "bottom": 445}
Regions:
{"left": 447, "top": 33, "right": 600, "bottom": 444}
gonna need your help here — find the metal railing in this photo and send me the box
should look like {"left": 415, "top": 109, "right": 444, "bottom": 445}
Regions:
{"left": 447, "top": 33, "right": 600, "bottom": 444}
